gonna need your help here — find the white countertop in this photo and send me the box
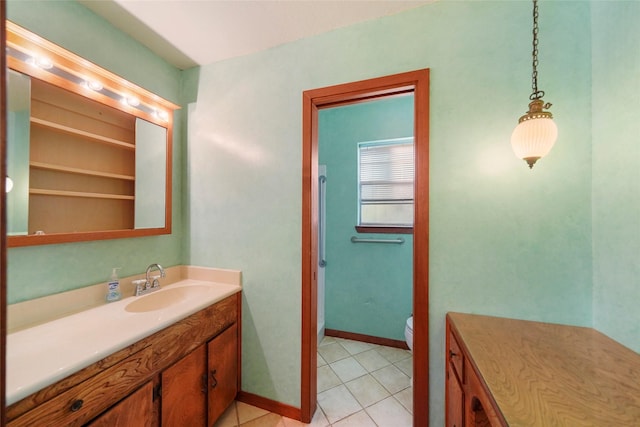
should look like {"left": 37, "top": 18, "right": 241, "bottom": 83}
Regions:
{"left": 6, "top": 279, "right": 241, "bottom": 405}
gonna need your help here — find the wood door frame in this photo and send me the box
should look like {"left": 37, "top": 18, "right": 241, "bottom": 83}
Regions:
{"left": 301, "top": 69, "right": 430, "bottom": 425}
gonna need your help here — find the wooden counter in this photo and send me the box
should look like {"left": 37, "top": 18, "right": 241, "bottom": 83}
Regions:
{"left": 7, "top": 293, "right": 241, "bottom": 427}
{"left": 446, "top": 312, "right": 640, "bottom": 426}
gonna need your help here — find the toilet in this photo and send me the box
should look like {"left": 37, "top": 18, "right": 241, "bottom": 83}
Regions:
{"left": 405, "top": 316, "right": 414, "bottom": 351}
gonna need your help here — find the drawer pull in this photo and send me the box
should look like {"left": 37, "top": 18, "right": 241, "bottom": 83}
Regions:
{"left": 211, "top": 369, "right": 218, "bottom": 389}
{"left": 70, "top": 399, "right": 84, "bottom": 412}
{"left": 449, "top": 350, "right": 458, "bottom": 358}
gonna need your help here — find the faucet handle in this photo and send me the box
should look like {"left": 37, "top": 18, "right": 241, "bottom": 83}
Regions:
{"left": 132, "top": 279, "right": 147, "bottom": 296}
{"left": 151, "top": 275, "right": 162, "bottom": 288}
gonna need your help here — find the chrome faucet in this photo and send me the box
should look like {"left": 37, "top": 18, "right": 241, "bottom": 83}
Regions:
{"left": 134, "top": 263, "right": 166, "bottom": 296}
{"left": 146, "top": 263, "right": 165, "bottom": 288}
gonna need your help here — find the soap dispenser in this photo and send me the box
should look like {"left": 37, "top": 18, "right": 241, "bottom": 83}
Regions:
{"left": 106, "top": 267, "right": 122, "bottom": 302}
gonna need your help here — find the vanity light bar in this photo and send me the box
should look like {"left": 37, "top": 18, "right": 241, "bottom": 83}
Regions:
{"left": 5, "top": 21, "right": 179, "bottom": 125}
{"left": 7, "top": 45, "right": 170, "bottom": 122}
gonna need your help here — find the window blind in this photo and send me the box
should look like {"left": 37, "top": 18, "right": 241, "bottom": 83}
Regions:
{"left": 358, "top": 139, "right": 414, "bottom": 226}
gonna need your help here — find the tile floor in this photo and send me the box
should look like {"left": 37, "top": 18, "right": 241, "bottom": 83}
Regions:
{"left": 215, "top": 336, "right": 413, "bottom": 426}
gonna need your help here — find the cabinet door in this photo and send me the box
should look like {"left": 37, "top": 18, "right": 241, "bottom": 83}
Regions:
{"left": 162, "top": 344, "right": 207, "bottom": 427}
{"left": 446, "top": 369, "right": 464, "bottom": 427}
{"left": 87, "top": 381, "right": 153, "bottom": 427}
{"left": 207, "top": 323, "right": 238, "bottom": 424}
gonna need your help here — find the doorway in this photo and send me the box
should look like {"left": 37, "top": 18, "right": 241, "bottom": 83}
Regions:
{"left": 318, "top": 95, "right": 414, "bottom": 352}
{"left": 301, "top": 69, "right": 430, "bottom": 426}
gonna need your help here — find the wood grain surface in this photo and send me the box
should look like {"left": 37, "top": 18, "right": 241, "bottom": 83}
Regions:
{"left": 448, "top": 312, "right": 640, "bottom": 426}
{"left": 8, "top": 347, "right": 154, "bottom": 427}
{"left": 7, "top": 294, "right": 239, "bottom": 425}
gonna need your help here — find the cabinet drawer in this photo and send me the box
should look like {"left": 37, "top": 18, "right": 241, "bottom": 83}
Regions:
{"left": 448, "top": 330, "right": 464, "bottom": 382}
{"left": 9, "top": 346, "right": 153, "bottom": 427}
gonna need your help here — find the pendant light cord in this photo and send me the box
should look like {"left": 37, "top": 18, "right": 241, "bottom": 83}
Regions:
{"left": 530, "top": 0, "right": 545, "bottom": 101}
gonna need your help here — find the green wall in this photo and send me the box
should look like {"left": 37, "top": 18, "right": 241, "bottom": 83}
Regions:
{"left": 6, "top": 1, "right": 185, "bottom": 303}
{"left": 187, "top": 2, "right": 594, "bottom": 423}
{"left": 591, "top": 1, "right": 640, "bottom": 353}
{"left": 319, "top": 96, "right": 414, "bottom": 341}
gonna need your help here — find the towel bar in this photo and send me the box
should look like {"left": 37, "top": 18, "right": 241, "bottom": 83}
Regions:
{"left": 350, "top": 236, "right": 405, "bottom": 244}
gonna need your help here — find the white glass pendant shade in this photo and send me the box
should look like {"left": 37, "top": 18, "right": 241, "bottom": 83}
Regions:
{"left": 511, "top": 116, "right": 558, "bottom": 168}
{"left": 511, "top": 99, "right": 557, "bottom": 169}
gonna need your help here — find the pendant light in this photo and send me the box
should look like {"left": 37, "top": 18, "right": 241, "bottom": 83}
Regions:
{"left": 511, "top": 0, "right": 557, "bottom": 169}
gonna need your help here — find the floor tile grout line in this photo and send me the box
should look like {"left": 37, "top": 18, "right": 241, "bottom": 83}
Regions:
{"left": 319, "top": 347, "right": 411, "bottom": 381}
{"left": 344, "top": 376, "right": 385, "bottom": 411}
{"left": 392, "top": 391, "right": 414, "bottom": 416}
{"left": 335, "top": 357, "right": 410, "bottom": 397}
{"left": 315, "top": 337, "right": 413, "bottom": 427}
{"left": 316, "top": 399, "right": 331, "bottom": 427}
{"left": 361, "top": 406, "right": 381, "bottom": 427}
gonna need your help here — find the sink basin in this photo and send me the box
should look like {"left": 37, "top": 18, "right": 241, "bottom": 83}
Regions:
{"left": 125, "top": 285, "right": 212, "bottom": 313}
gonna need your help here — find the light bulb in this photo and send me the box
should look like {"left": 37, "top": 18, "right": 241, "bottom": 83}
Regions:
{"left": 85, "top": 79, "right": 103, "bottom": 91}
{"left": 121, "top": 96, "right": 140, "bottom": 107}
{"left": 27, "top": 55, "right": 53, "bottom": 69}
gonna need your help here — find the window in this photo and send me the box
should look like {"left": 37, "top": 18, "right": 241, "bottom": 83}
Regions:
{"left": 357, "top": 137, "right": 414, "bottom": 231}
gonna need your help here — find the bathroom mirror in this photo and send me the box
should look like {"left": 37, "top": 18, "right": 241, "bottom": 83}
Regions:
{"left": 5, "top": 21, "right": 179, "bottom": 247}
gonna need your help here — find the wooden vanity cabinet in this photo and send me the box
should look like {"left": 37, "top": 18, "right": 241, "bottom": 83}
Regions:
{"left": 207, "top": 323, "right": 238, "bottom": 423}
{"left": 445, "top": 327, "right": 464, "bottom": 427}
{"left": 161, "top": 345, "right": 207, "bottom": 426}
{"left": 446, "top": 315, "right": 517, "bottom": 427}
{"left": 161, "top": 323, "right": 238, "bottom": 426}
{"left": 446, "top": 367, "right": 464, "bottom": 427}
{"left": 7, "top": 293, "right": 240, "bottom": 427}
{"left": 6, "top": 346, "right": 154, "bottom": 427}
{"left": 86, "top": 381, "right": 154, "bottom": 427}
{"left": 446, "top": 312, "right": 640, "bottom": 427}
{"left": 445, "top": 322, "right": 466, "bottom": 427}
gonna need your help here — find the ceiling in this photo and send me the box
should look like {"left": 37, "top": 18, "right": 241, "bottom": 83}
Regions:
{"left": 79, "top": 0, "right": 432, "bottom": 70}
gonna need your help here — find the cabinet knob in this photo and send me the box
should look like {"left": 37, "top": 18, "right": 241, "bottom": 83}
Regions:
{"left": 449, "top": 350, "right": 457, "bottom": 359}
{"left": 211, "top": 369, "right": 218, "bottom": 389}
{"left": 70, "top": 399, "right": 84, "bottom": 412}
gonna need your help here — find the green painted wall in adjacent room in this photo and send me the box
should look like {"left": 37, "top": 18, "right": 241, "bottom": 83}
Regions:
{"left": 319, "top": 96, "right": 414, "bottom": 341}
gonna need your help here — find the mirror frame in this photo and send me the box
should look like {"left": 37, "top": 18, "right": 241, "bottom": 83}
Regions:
{"left": 5, "top": 21, "right": 179, "bottom": 247}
